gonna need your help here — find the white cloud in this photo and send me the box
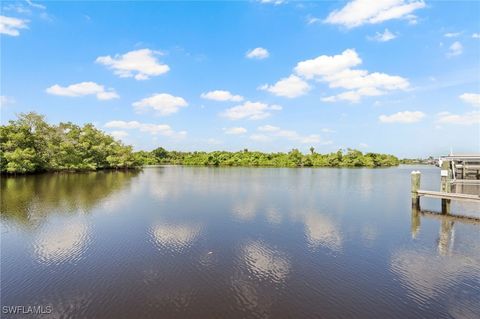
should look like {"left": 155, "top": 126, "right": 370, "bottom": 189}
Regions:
{"left": 258, "top": 0, "right": 285, "bottom": 4}
{"left": 223, "top": 127, "right": 247, "bottom": 135}
{"left": 359, "top": 143, "right": 369, "bottom": 148}
{"left": 368, "top": 28, "right": 397, "bottom": 42}
{"left": 0, "top": 95, "right": 15, "bottom": 107}
{"left": 221, "top": 101, "right": 282, "bottom": 120}
{"left": 201, "top": 90, "right": 243, "bottom": 102}
{"left": 295, "top": 49, "right": 362, "bottom": 79}
{"left": 324, "top": 0, "right": 425, "bottom": 28}
{"left": 250, "top": 134, "right": 272, "bottom": 142}
{"left": 444, "top": 32, "right": 461, "bottom": 38}
{"left": 46, "top": 82, "right": 119, "bottom": 100}
{"left": 260, "top": 75, "right": 311, "bottom": 98}
{"left": 133, "top": 93, "right": 187, "bottom": 116}
{"left": 0, "top": 15, "right": 28, "bottom": 36}
{"left": 437, "top": 111, "right": 480, "bottom": 125}
{"left": 110, "top": 130, "right": 129, "bottom": 139}
{"left": 459, "top": 93, "right": 480, "bottom": 107}
{"left": 447, "top": 41, "right": 463, "bottom": 57}
{"left": 294, "top": 49, "right": 408, "bottom": 103}
{"left": 96, "top": 49, "right": 169, "bottom": 80}
{"left": 206, "top": 138, "right": 223, "bottom": 145}
{"left": 473, "top": 33, "right": 480, "bottom": 39}
{"left": 246, "top": 47, "right": 269, "bottom": 59}
{"left": 321, "top": 128, "right": 335, "bottom": 133}
{"left": 258, "top": 124, "right": 280, "bottom": 132}
{"left": 379, "top": 111, "right": 425, "bottom": 123}
{"left": 322, "top": 87, "right": 385, "bottom": 103}
{"left": 25, "top": 0, "right": 46, "bottom": 10}
{"left": 256, "top": 125, "right": 332, "bottom": 145}
{"left": 105, "top": 120, "right": 187, "bottom": 138}
{"left": 307, "top": 16, "right": 321, "bottom": 25}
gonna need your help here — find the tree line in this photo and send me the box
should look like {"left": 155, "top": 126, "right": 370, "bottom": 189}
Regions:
{"left": 1, "top": 113, "right": 139, "bottom": 174}
{"left": 139, "top": 147, "right": 400, "bottom": 168}
{"left": 1, "top": 112, "right": 400, "bottom": 174}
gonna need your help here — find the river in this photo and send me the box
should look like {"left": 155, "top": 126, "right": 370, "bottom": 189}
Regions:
{"left": 1, "top": 166, "right": 479, "bottom": 318}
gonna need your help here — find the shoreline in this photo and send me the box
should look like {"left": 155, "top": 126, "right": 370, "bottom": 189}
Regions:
{"left": 0, "top": 163, "right": 439, "bottom": 176}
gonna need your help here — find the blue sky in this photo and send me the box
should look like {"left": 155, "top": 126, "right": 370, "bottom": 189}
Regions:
{"left": 1, "top": 0, "right": 479, "bottom": 157}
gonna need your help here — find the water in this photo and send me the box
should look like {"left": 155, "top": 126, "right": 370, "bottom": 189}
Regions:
{"left": 1, "top": 166, "right": 479, "bottom": 319}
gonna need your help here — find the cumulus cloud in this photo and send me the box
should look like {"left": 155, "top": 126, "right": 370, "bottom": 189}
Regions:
{"left": 473, "top": 33, "right": 480, "bottom": 39}
{"left": 221, "top": 101, "right": 282, "bottom": 120}
{"left": 26, "top": 0, "right": 46, "bottom": 10}
{"left": 260, "top": 75, "right": 311, "bottom": 98}
{"left": 447, "top": 41, "right": 463, "bottom": 57}
{"left": 105, "top": 120, "right": 187, "bottom": 138}
{"left": 444, "top": 32, "right": 461, "bottom": 38}
{"left": 306, "top": 16, "right": 322, "bottom": 25}
{"left": 255, "top": 125, "right": 332, "bottom": 144}
{"left": 295, "top": 49, "right": 362, "bottom": 79}
{"left": 368, "top": 28, "right": 397, "bottom": 42}
{"left": 46, "top": 82, "right": 119, "bottom": 100}
{"left": 379, "top": 111, "right": 425, "bottom": 123}
{"left": 293, "top": 49, "right": 408, "bottom": 102}
{"left": 0, "top": 95, "right": 15, "bottom": 107}
{"left": 258, "top": 0, "right": 285, "bottom": 4}
{"left": 110, "top": 130, "right": 129, "bottom": 139}
{"left": 133, "top": 93, "right": 187, "bottom": 116}
{"left": 249, "top": 134, "right": 272, "bottom": 142}
{"left": 246, "top": 47, "right": 269, "bottom": 59}
{"left": 0, "top": 15, "right": 28, "bottom": 36}
{"left": 201, "top": 90, "right": 243, "bottom": 102}
{"left": 96, "top": 49, "right": 169, "bottom": 80}
{"left": 324, "top": 0, "right": 425, "bottom": 28}
{"left": 436, "top": 111, "right": 480, "bottom": 125}
{"left": 223, "top": 127, "right": 247, "bottom": 135}
{"left": 459, "top": 93, "right": 480, "bottom": 107}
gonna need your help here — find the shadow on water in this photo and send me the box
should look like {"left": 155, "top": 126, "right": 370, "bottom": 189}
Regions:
{"left": 0, "top": 170, "right": 140, "bottom": 227}
{"left": 411, "top": 206, "right": 480, "bottom": 255}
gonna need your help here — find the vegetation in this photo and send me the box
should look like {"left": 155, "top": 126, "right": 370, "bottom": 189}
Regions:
{"left": 1, "top": 113, "right": 400, "bottom": 174}
{"left": 1, "top": 112, "right": 140, "bottom": 174}
{"left": 400, "top": 157, "right": 436, "bottom": 165}
{"left": 1, "top": 171, "right": 138, "bottom": 225}
{"left": 141, "top": 147, "right": 400, "bottom": 168}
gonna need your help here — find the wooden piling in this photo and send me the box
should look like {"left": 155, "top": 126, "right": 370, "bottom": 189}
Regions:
{"left": 411, "top": 205, "right": 421, "bottom": 239}
{"left": 411, "top": 171, "right": 421, "bottom": 208}
{"left": 440, "top": 161, "right": 451, "bottom": 214}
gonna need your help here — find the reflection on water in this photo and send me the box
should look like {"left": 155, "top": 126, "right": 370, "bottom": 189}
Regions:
{"left": 242, "top": 241, "right": 290, "bottom": 283}
{"left": 1, "top": 171, "right": 139, "bottom": 227}
{"left": 393, "top": 208, "right": 480, "bottom": 315}
{"left": 304, "top": 213, "right": 342, "bottom": 251}
{"left": 391, "top": 248, "right": 480, "bottom": 302}
{"left": 1, "top": 166, "right": 479, "bottom": 319}
{"left": 34, "top": 217, "right": 90, "bottom": 265}
{"left": 150, "top": 222, "right": 201, "bottom": 253}
{"left": 411, "top": 207, "right": 480, "bottom": 255}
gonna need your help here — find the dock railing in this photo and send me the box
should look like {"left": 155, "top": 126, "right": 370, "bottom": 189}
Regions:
{"left": 411, "top": 154, "right": 480, "bottom": 216}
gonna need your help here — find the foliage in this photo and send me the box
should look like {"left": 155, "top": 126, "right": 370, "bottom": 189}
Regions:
{"left": 1, "top": 113, "right": 141, "bottom": 174}
{"left": 144, "top": 147, "right": 399, "bottom": 168}
{"left": 1, "top": 113, "right": 400, "bottom": 174}
{"left": 400, "top": 157, "right": 436, "bottom": 165}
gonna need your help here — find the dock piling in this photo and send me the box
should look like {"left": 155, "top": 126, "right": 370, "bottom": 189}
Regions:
{"left": 411, "top": 171, "right": 421, "bottom": 208}
{"left": 440, "top": 161, "right": 451, "bottom": 214}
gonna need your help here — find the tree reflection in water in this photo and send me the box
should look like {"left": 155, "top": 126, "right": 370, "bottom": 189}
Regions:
{"left": 1, "top": 170, "right": 139, "bottom": 227}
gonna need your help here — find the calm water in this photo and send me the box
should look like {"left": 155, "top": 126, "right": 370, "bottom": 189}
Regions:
{"left": 1, "top": 166, "right": 479, "bottom": 319}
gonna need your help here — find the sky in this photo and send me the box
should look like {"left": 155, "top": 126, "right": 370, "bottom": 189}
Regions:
{"left": 1, "top": 0, "right": 479, "bottom": 158}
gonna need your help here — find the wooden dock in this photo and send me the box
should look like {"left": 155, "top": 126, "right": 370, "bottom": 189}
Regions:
{"left": 411, "top": 153, "right": 480, "bottom": 215}
{"left": 416, "top": 190, "right": 480, "bottom": 202}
